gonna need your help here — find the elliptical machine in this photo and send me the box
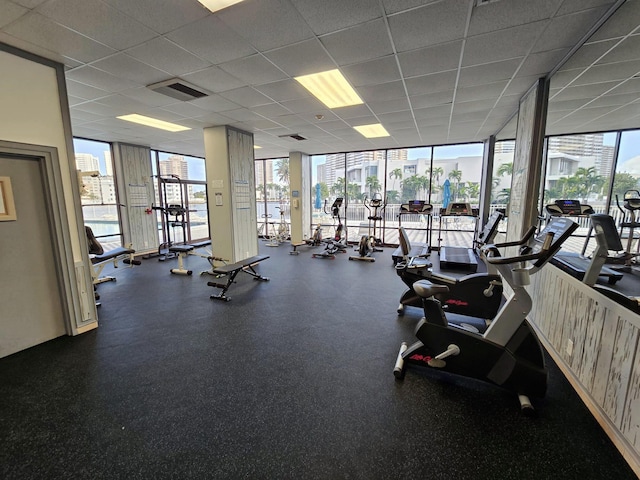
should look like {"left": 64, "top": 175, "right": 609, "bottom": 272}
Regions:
{"left": 313, "top": 198, "right": 348, "bottom": 259}
{"left": 393, "top": 217, "right": 579, "bottom": 414}
{"left": 613, "top": 190, "right": 640, "bottom": 271}
{"left": 349, "top": 193, "right": 386, "bottom": 262}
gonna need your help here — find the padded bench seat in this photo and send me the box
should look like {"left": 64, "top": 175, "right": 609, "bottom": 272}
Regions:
{"left": 208, "top": 255, "right": 269, "bottom": 301}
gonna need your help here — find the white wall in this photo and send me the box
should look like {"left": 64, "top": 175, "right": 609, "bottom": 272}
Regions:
{"left": 0, "top": 45, "right": 97, "bottom": 355}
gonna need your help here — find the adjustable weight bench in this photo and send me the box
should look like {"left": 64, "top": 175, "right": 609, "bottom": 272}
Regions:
{"left": 168, "top": 240, "right": 227, "bottom": 276}
{"left": 90, "top": 246, "right": 141, "bottom": 284}
{"left": 207, "top": 255, "right": 269, "bottom": 301}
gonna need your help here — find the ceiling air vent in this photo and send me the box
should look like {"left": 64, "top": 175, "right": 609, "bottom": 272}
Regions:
{"left": 278, "top": 133, "right": 307, "bottom": 141}
{"left": 147, "top": 78, "right": 210, "bottom": 101}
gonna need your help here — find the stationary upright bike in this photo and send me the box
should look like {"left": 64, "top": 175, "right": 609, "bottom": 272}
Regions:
{"left": 393, "top": 217, "right": 579, "bottom": 414}
{"left": 349, "top": 193, "right": 386, "bottom": 262}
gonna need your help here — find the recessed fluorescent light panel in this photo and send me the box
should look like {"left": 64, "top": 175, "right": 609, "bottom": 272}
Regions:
{"left": 117, "top": 114, "right": 191, "bottom": 132}
{"left": 295, "top": 69, "right": 363, "bottom": 109}
{"left": 254, "top": 145, "right": 262, "bottom": 149}
{"left": 354, "top": 123, "right": 390, "bottom": 138}
{"left": 197, "top": 0, "right": 244, "bottom": 13}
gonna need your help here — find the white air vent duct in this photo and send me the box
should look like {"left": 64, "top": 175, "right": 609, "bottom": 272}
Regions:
{"left": 147, "top": 79, "right": 210, "bottom": 101}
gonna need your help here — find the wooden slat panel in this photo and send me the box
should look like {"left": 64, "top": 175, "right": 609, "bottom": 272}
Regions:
{"left": 603, "top": 320, "right": 638, "bottom": 427}
{"left": 577, "top": 302, "right": 606, "bottom": 391}
{"left": 227, "top": 128, "right": 257, "bottom": 260}
{"left": 116, "top": 143, "right": 157, "bottom": 253}
{"left": 592, "top": 311, "right": 618, "bottom": 406}
{"left": 622, "top": 339, "right": 640, "bottom": 451}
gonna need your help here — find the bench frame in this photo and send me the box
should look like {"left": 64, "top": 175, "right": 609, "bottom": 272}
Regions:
{"left": 207, "top": 255, "right": 269, "bottom": 301}
{"left": 90, "top": 246, "right": 139, "bottom": 284}
{"left": 168, "top": 241, "right": 227, "bottom": 276}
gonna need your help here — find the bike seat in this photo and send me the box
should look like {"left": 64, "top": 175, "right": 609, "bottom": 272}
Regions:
{"left": 412, "top": 280, "right": 449, "bottom": 298}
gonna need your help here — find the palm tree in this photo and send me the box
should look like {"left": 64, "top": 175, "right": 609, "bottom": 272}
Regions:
{"left": 386, "top": 190, "right": 400, "bottom": 203}
{"left": 497, "top": 162, "right": 513, "bottom": 177}
{"left": 366, "top": 175, "right": 381, "bottom": 195}
{"left": 389, "top": 168, "right": 402, "bottom": 191}
{"left": 275, "top": 158, "right": 289, "bottom": 184}
{"left": 448, "top": 169, "right": 462, "bottom": 200}
{"left": 331, "top": 177, "right": 346, "bottom": 197}
{"left": 431, "top": 166, "right": 444, "bottom": 187}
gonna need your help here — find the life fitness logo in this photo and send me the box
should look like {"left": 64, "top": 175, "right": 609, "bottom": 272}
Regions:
{"left": 445, "top": 298, "right": 469, "bottom": 307}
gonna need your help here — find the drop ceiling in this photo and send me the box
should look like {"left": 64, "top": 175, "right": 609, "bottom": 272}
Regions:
{"left": 1, "top": 0, "right": 638, "bottom": 159}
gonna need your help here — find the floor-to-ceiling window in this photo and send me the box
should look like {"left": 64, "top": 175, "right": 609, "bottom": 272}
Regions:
{"left": 74, "top": 138, "right": 121, "bottom": 251}
{"left": 540, "top": 132, "right": 617, "bottom": 254}
{"left": 151, "top": 150, "right": 208, "bottom": 246}
{"left": 432, "top": 143, "right": 484, "bottom": 249}
{"left": 255, "top": 157, "right": 290, "bottom": 241}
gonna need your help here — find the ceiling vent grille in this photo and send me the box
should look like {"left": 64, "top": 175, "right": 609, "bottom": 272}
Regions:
{"left": 147, "top": 78, "right": 210, "bottom": 101}
{"left": 278, "top": 133, "right": 307, "bottom": 141}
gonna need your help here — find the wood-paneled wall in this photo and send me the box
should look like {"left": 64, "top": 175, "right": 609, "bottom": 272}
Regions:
{"left": 227, "top": 128, "right": 257, "bottom": 261}
{"left": 113, "top": 143, "right": 157, "bottom": 254}
{"left": 528, "top": 266, "right": 640, "bottom": 474}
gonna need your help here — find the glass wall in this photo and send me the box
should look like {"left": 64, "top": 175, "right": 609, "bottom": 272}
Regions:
{"left": 491, "top": 140, "right": 515, "bottom": 209}
{"left": 74, "top": 138, "right": 121, "bottom": 251}
{"left": 255, "top": 157, "right": 290, "bottom": 240}
{"left": 540, "top": 133, "right": 617, "bottom": 254}
{"left": 307, "top": 143, "right": 484, "bottom": 248}
{"left": 151, "top": 151, "right": 208, "bottom": 246}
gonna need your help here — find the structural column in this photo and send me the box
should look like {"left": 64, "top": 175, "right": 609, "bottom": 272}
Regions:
{"left": 288, "top": 151, "right": 311, "bottom": 244}
{"left": 505, "top": 78, "right": 549, "bottom": 242}
{"left": 204, "top": 126, "right": 258, "bottom": 263}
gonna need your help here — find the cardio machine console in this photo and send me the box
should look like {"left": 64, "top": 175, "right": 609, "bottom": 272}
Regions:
{"left": 401, "top": 200, "right": 432, "bottom": 213}
{"left": 442, "top": 202, "right": 475, "bottom": 216}
{"left": 545, "top": 199, "right": 593, "bottom": 216}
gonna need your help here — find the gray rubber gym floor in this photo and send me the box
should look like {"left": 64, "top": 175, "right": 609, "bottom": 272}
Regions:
{"left": 0, "top": 242, "right": 636, "bottom": 479}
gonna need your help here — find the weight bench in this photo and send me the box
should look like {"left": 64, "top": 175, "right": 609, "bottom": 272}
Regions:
{"left": 290, "top": 241, "right": 308, "bottom": 255}
{"left": 207, "top": 255, "right": 269, "bottom": 301}
{"left": 90, "top": 246, "right": 140, "bottom": 284}
{"left": 168, "top": 240, "right": 227, "bottom": 276}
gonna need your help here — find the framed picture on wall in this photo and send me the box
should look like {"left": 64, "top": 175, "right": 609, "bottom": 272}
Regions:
{"left": 0, "top": 176, "right": 17, "bottom": 221}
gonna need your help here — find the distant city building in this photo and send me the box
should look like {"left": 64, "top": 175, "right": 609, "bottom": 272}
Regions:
{"left": 159, "top": 155, "right": 191, "bottom": 203}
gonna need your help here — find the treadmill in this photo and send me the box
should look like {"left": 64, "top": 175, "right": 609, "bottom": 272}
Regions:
{"left": 438, "top": 202, "right": 479, "bottom": 272}
{"left": 391, "top": 200, "right": 433, "bottom": 265}
{"left": 547, "top": 200, "right": 623, "bottom": 285}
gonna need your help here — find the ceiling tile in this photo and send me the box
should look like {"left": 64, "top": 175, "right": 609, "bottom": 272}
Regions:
{"left": 4, "top": 12, "right": 116, "bottom": 63}
{"left": 368, "top": 97, "right": 411, "bottom": 115}
{"left": 126, "top": 37, "right": 211, "bottom": 76}
{"left": 518, "top": 49, "right": 570, "bottom": 77}
{"left": 357, "top": 80, "right": 407, "bottom": 102}
{"left": 219, "top": 54, "right": 288, "bottom": 86}
{"left": 66, "top": 79, "right": 109, "bottom": 100}
{"left": 254, "top": 79, "right": 311, "bottom": 102}
{"left": 468, "top": 0, "right": 562, "bottom": 36}
{"left": 264, "top": 39, "right": 335, "bottom": 77}
{"left": 342, "top": 56, "right": 402, "bottom": 87}
{"left": 533, "top": 6, "right": 612, "bottom": 52}
{"left": 398, "top": 40, "right": 463, "bottom": 78}
{"left": 572, "top": 60, "right": 640, "bottom": 86}
{"left": 217, "top": 0, "right": 314, "bottom": 51}
{"left": 588, "top": 0, "right": 640, "bottom": 41}
{"left": 596, "top": 35, "right": 640, "bottom": 65}
{"left": 92, "top": 53, "right": 170, "bottom": 85}
{"left": 458, "top": 58, "right": 523, "bottom": 88}
{"left": 409, "top": 90, "right": 454, "bottom": 109}
{"left": 181, "top": 66, "right": 245, "bottom": 94}
{"left": 291, "top": 0, "right": 382, "bottom": 35}
{"left": 405, "top": 71, "right": 458, "bottom": 96}
{"left": 0, "top": 0, "right": 28, "bottom": 28}
{"left": 38, "top": 0, "right": 157, "bottom": 50}
{"left": 463, "top": 21, "right": 546, "bottom": 67}
{"left": 220, "top": 87, "right": 275, "bottom": 108}
{"left": 66, "top": 65, "right": 138, "bottom": 92}
{"left": 101, "top": 0, "right": 210, "bottom": 34}
{"left": 320, "top": 19, "right": 393, "bottom": 66}
{"left": 560, "top": 38, "right": 617, "bottom": 69}
{"left": 388, "top": 0, "right": 469, "bottom": 53}
{"left": 454, "top": 81, "right": 509, "bottom": 103}
{"left": 166, "top": 15, "right": 257, "bottom": 65}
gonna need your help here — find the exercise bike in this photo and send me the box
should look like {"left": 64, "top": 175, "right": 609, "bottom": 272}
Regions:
{"left": 395, "top": 210, "right": 507, "bottom": 320}
{"left": 393, "top": 216, "right": 579, "bottom": 414}
{"left": 349, "top": 193, "right": 386, "bottom": 262}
